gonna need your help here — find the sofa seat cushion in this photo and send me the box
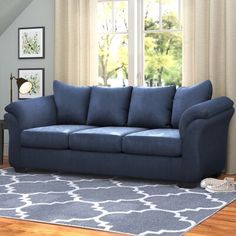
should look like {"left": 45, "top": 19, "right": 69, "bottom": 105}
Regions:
{"left": 21, "top": 125, "right": 96, "bottom": 149}
{"left": 69, "top": 127, "right": 146, "bottom": 153}
{"left": 122, "top": 129, "right": 182, "bottom": 157}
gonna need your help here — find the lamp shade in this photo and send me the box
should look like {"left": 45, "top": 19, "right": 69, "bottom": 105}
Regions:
{"left": 16, "top": 78, "right": 32, "bottom": 94}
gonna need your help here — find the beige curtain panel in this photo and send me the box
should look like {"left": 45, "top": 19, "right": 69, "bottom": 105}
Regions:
{"left": 55, "top": 0, "right": 98, "bottom": 86}
{"left": 183, "top": 0, "right": 236, "bottom": 173}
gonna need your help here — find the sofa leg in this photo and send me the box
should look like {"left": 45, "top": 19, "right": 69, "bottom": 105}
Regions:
{"left": 177, "top": 182, "right": 198, "bottom": 189}
{"left": 14, "top": 167, "right": 29, "bottom": 173}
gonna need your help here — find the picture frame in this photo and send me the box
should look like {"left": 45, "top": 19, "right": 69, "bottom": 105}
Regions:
{"left": 18, "top": 27, "right": 45, "bottom": 59}
{"left": 18, "top": 68, "right": 45, "bottom": 99}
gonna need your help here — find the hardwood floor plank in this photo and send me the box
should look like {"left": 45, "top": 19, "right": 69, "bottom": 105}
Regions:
{"left": 185, "top": 192, "right": 236, "bottom": 236}
{"left": 0, "top": 217, "right": 123, "bottom": 236}
{"left": 1, "top": 156, "right": 236, "bottom": 236}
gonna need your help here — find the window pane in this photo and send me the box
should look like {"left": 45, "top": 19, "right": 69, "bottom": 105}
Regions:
{"left": 98, "top": 2, "right": 112, "bottom": 32}
{"left": 144, "top": 32, "right": 182, "bottom": 87}
{"left": 98, "top": 34, "right": 128, "bottom": 87}
{"left": 114, "top": 1, "right": 128, "bottom": 32}
{"left": 144, "top": 0, "right": 160, "bottom": 30}
{"left": 162, "top": 0, "right": 180, "bottom": 30}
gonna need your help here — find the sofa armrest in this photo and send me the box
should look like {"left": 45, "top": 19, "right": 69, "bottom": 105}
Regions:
{"left": 5, "top": 95, "right": 57, "bottom": 130}
{"left": 178, "top": 96, "right": 234, "bottom": 182}
{"left": 179, "top": 96, "right": 234, "bottom": 138}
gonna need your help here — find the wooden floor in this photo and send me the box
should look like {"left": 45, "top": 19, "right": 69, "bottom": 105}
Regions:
{"left": 0, "top": 157, "right": 235, "bottom": 236}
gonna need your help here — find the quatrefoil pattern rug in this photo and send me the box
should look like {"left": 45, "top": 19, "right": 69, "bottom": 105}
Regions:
{"left": 0, "top": 168, "right": 235, "bottom": 236}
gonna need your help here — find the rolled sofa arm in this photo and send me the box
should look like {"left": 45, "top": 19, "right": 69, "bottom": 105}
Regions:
{"left": 178, "top": 96, "right": 234, "bottom": 182}
{"left": 5, "top": 95, "right": 57, "bottom": 130}
{"left": 179, "top": 96, "right": 234, "bottom": 138}
{"left": 4, "top": 96, "right": 57, "bottom": 168}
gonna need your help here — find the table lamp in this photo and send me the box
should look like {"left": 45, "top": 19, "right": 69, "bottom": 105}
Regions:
{"left": 10, "top": 73, "right": 32, "bottom": 103}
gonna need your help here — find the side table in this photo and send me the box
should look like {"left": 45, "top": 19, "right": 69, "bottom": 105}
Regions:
{"left": 0, "top": 120, "right": 8, "bottom": 165}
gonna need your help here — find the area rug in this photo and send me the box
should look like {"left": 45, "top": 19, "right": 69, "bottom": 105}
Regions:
{"left": 0, "top": 168, "right": 235, "bottom": 236}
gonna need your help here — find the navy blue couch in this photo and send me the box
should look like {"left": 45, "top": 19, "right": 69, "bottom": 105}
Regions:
{"left": 4, "top": 80, "right": 234, "bottom": 183}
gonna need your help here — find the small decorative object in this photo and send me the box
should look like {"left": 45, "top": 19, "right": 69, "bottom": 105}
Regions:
{"left": 9, "top": 73, "right": 32, "bottom": 103}
{"left": 18, "top": 68, "right": 45, "bottom": 99}
{"left": 18, "top": 27, "right": 45, "bottom": 59}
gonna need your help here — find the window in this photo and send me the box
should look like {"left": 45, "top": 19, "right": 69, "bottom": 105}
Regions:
{"left": 98, "top": 0, "right": 128, "bottom": 87}
{"left": 98, "top": 0, "right": 182, "bottom": 87}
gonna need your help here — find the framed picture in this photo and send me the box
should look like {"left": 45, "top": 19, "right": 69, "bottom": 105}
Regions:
{"left": 18, "top": 68, "right": 45, "bottom": 99}
{"left": 18, "top": 27, "right": 45, "bottom": 59}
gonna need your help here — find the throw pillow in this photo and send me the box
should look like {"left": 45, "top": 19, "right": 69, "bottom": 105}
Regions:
{"left": 127, "top": 86, "right": 176, "bottom": 128}
{"left": 87, "top": 86, "right": 132, "bottom": 126}
{"left": 171, "top": 80, "right": 212, "bottom": 128}
{"left": 53, "top": 80, "right": 91, "bottom": 124}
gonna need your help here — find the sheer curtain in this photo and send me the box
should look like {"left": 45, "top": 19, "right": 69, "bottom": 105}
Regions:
{"left": 183, "top": 0, "right": 236, "bottom": 173}
{"left": 55, "top": 0, "right": 98, "bottom": 86}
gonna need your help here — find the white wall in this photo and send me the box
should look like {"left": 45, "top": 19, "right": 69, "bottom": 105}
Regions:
{"left": 0, "top": 0, "right": 55, "bottom": 155}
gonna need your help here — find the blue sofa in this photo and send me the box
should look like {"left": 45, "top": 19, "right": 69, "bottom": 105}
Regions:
{"left": 4, "top": 80, "right": 234, "bottom": 184}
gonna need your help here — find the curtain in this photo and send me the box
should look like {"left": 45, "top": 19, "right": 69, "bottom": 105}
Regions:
{"left": 55, "top": 0, "right": 98, "bottom": 86}
{"left": 183, "top": 0, "right": 236, "bottom": 173}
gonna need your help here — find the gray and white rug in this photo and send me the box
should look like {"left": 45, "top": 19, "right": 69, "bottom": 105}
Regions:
{"left": 0, "top": 168, "right": 235, "bottom": 236}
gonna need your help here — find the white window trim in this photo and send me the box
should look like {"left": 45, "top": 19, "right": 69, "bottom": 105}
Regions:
{"left": 98, "top": 0, "right": 182, "bottom": 86}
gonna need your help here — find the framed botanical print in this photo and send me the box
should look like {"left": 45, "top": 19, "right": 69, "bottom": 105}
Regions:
{"left": 18, "top": 27, "right": 45, "bottom": 59}
{"left": 18, "top": 68, "right": 45, "bottom": 99}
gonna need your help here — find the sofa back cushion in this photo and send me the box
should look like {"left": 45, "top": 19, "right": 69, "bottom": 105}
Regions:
{"left": 53, "top": 80, "right": 91, "bottom": 124}
{"left": 127, "top": 86, "right": 176, "bottom": 128}
{"left": 171, "top": 80, "right": 212, "bottom": 128}
{"left": 87, "top": 86, "right": 132, "bottom": 126}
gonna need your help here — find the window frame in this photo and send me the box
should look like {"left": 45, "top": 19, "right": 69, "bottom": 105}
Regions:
{"left": 98, "top": 0, "right": 182, "bottom": 86}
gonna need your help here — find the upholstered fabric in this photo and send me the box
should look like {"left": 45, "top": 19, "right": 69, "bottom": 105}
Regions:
{"left": 4, "top": 80, "right": 235, "bottom": 182}
{"left": 4, "top": 96, "right": 57, "bottom": 168}
{"left": 53, "top": 80, "right": 91, "bottom": 124}
{"left": 179, "top": 96, "right": 234, "bottom": 138}
{"left": 21, "top": 148, "right": 183, "bottom": 181}
{"left": 123, "top": 129, "right": 182, "bottom": 157}
{"left": 69, "top": 127, "right": 146, "bottom": 153}
{"left": 5, "top": 96, "right": 57, "bottom": 130}
{"left": 21, "top": 125, "right": 96, "bottom": 149}
{"left": 180, "top": 109, "right": 234, "bottom": 181}
{"left": 87, "top": 86, "right": 132, "bottom": 126}
{"left": 171, "top": 80, "right": 212, "bottom": 128}
{"left": 128, "top": 86, "right": 176, "bottom": 128}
